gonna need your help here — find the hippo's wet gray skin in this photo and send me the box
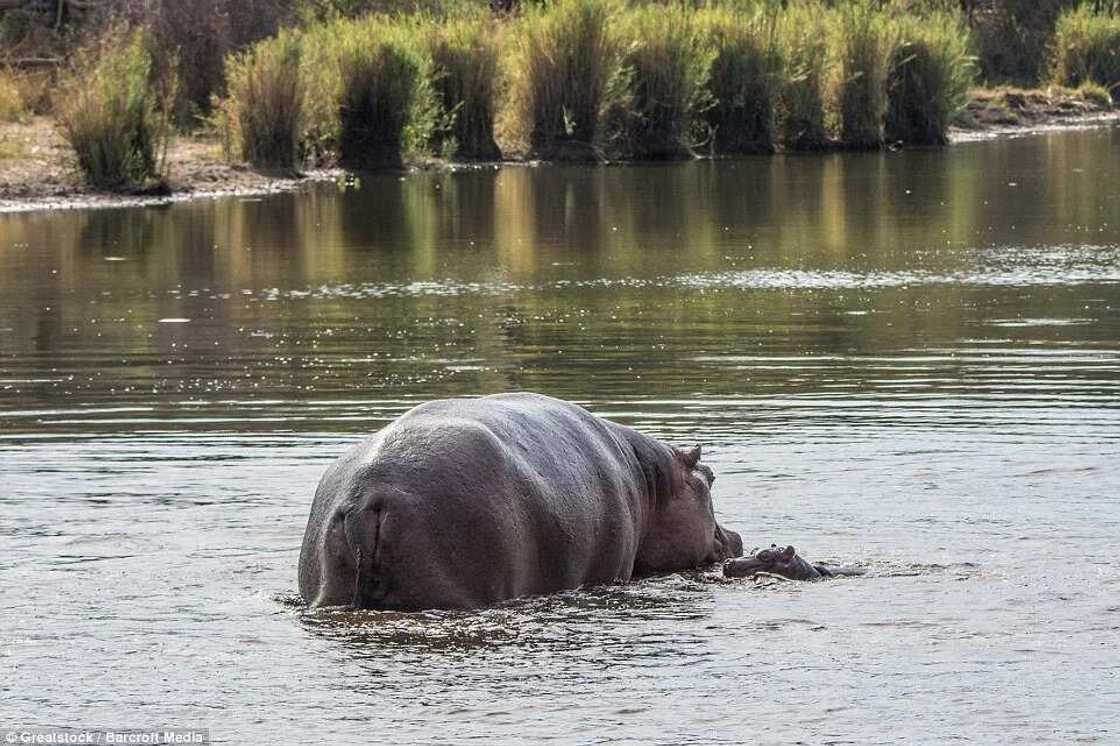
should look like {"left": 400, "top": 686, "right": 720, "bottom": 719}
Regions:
{"left": 299, "top": 393, "right": 744, "bottom": 610}
{"left": 723, "top": 544, "right": 865, "bottom": 581}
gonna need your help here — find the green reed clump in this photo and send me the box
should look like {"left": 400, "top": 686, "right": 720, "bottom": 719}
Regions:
{"left": 57, "top": 28, "right": 174, "bottom": 189}
{"left": 830, "top": 1, "right": 896, "bottom": 149}
{"left": 775, "top": 2, "right": 829, "bottom": 150}
{"left": 297, "top": 20, "right": 346, "bottom": 163}
{"left": 1052, "top": 7, "right": 1120, "bottom": 90}
{"left": 0, "top": 70, "right": 25, "bottom": 122}
{"left": 222, "top": 30, "right": 304, "bottom": 169}
{"left": 296, "top": 16, "right": 437, "bottom": 168}
{"left": 605, "top": 4, "right": 712, "bottom": 160}
{"left": 337, "top": 18, "right": 436, "bottom": 168}
{"left": 885, "top": 12, "right": 975, "bottom": 146}
{"left": 505, "top": 0, "right": 620, "bottom": 160}
{"left": 425, "top": 13, "right": 502, "bottom": 160}
{"left": 697, "top": 6, "right": 781, "bottom": 155}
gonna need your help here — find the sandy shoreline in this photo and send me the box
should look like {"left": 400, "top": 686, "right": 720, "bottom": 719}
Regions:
{"left": 2, "top": 93, "right": 1117, "bottom": 215}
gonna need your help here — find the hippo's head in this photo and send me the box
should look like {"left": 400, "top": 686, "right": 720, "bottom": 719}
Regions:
{"left": 634, "top": 445, "right": 743, "bottom": 575}
{"left": 722, "top": 544, "right": 820, "bottom": 581}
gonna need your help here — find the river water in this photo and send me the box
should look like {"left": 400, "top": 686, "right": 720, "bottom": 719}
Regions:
{"left": 2, "top": 128, "right": 1119, "bottom": 743}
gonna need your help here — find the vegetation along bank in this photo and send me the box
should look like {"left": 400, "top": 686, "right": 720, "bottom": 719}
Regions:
{"left": 1, "top": 0, "right": 1119, "bottom": 204}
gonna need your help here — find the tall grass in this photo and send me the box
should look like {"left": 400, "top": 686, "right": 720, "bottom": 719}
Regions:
{"left": 118, "top": 0, "right": 295, "bottom": 126}
{"left": 775, "top": 2, "right": 829, "bottom": 150}
{"left": 1052, "top": 7, "right": 1120, "bottom": 90}
{"left": 298, "top": 20, "right": 347, "bottom": 163}
{"left": 830, "top": 1, "right": 896, "bottom": 149}
{"left": 698, "top": 6, "right": 781, "bottom": 155}
{"left": 56, "top": 29, "right": 174, "bottom": 190}
{"left": 605, "top": 5, "right": 712, "bottom": 160}
{"left": 425, "top": 13, "right": 502, "bottom": 160}
{"left": 0, "top": 69, "right": 25, "bottom": 122}
{"left": 971, "top": 0, "right": 1068, "bottom": 87}
{"left": 336, "top": 18, "right": 436, "bottom": 169}
{"left": 223, "top": 30, "right": 304, "bottom": 169}
{"left": 505, "top": 0, "right": 620, "bottom": 160}
{"left": 885, "top": 12, "right": 975, "bottom": 146}
{"left": 225, "top": 15, "right": 438, "bottom": 168}
{"left": 214, "top": 0, "right": 987, "bottom": 167}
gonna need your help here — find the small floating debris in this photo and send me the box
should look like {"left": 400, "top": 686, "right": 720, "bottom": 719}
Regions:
{"left": 157, "top": 318, "right": 191, "bottom": 324}
{"left": 103, "top": 256, "right": 129, "bottom": 262}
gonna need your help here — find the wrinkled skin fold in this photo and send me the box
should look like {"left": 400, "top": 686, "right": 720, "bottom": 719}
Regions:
{"left": 299, "top": 393, "right": 743, "bottom": 610}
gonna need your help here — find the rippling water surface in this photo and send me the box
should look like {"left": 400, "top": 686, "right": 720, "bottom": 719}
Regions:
{"left": 3, "top": 129, "right": 1119, "bottom": 743}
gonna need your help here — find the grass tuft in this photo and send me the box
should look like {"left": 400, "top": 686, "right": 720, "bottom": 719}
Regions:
{"left": 830, "top": 1, "right": 896, "bottom": 149}
{"left": 1052, "top": 7, "right": 1120, "bottom": 91}
{"left": 336, "top": 18, "right": 436, "bottom": 169}
{"left": 56, "top": 28, "right": 175, "bottom": 190}
{"left": 223, "top": 15, "right": 438, "bottom": 169}
{"left": 604, "top": 4, "right": 712, "bottom": 160}
{"left": 425, "top": 13, "right": 502, "bottom": 160}
{"left": 698, "top": 6, "right": 781, "bottom": 155}
{"left": 775, "top": 1, "right": 830, "bottom": 150}
{"left": 885, "top": 11, "right": 975, "bottom": 146}
{"left": 222, "top": 30, "right": 304, "bottom": 170}
{"left": 504, "top": 0, "right": 621, "bottom": 160}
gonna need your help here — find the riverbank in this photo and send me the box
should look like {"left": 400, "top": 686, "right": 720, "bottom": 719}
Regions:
{"left": 0, "top": 116, "right": 344, "bottom": 212}
{"left": 1, "top": 89, "right": 1116, "bottom": 215}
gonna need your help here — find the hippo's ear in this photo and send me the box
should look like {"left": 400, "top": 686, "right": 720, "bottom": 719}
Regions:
{"left": 681, "top": 445, "right": 701, "bottom": 468}
{"left": 781, "top": 545, "right": 796, "bottom": 560}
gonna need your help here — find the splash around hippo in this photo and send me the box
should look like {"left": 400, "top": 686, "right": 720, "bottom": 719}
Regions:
{"left": 299, "top": 393, "right": 743, "bottom": 610}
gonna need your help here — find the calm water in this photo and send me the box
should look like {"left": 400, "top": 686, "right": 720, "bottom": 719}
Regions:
{"left": 3, "top": 129, "right": 1119, "bottom": 743}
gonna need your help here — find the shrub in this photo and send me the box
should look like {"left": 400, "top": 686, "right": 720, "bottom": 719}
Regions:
{"left": 223, "top": 30, "right": 304, "bottom": 169}
{"left": 425, "top": 13, "right": 502, "bottom": 160}
{"left": 775, "top": 1, "right": 829, "bottom": 150}
{"left": 0, "top": 70, "right": 25, "bottom": 122}
{"left": 1052, "top": 6, "right": 1120, "bottom": 90}
{"left": 830, "top": 1, "right": 896, "bottom": 149}
{"left": 971, "top": 0, "right": 1069, "bottom": 87}
{"left": 505, "top": 0, "right": 621, "bottom": 160}
{"left": 605, "top": 4, "right": 712, "bottom": 160}
{"left": 56, "top": 28, "right": 174, "bottom": 190}
{"left": 885, "top": 12, "right": 975, "bottom": 146}
{"left": 698, "top": 6, "right": 781, "bottom": 155}
{"left": 336, "top": 18, "right": 436, "bottom": 169}
{"left": 118, "top": 0, "right": 294, "bottom": 127}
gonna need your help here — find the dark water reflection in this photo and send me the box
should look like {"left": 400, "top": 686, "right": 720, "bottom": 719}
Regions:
{"left": 2, "top": 129, "right": 1119, "bottom": 743}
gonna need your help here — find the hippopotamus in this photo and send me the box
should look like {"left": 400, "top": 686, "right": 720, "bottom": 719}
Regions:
{"left": 299, "top": 392, "right": 743, "bottom": 610}
{"left": 723, "top": 544, "right": 865, "bottom": 581}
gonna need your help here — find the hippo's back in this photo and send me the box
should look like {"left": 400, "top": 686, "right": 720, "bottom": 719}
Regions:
{"left": 298, "top": 393, "right": 648, "bottom": 609}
